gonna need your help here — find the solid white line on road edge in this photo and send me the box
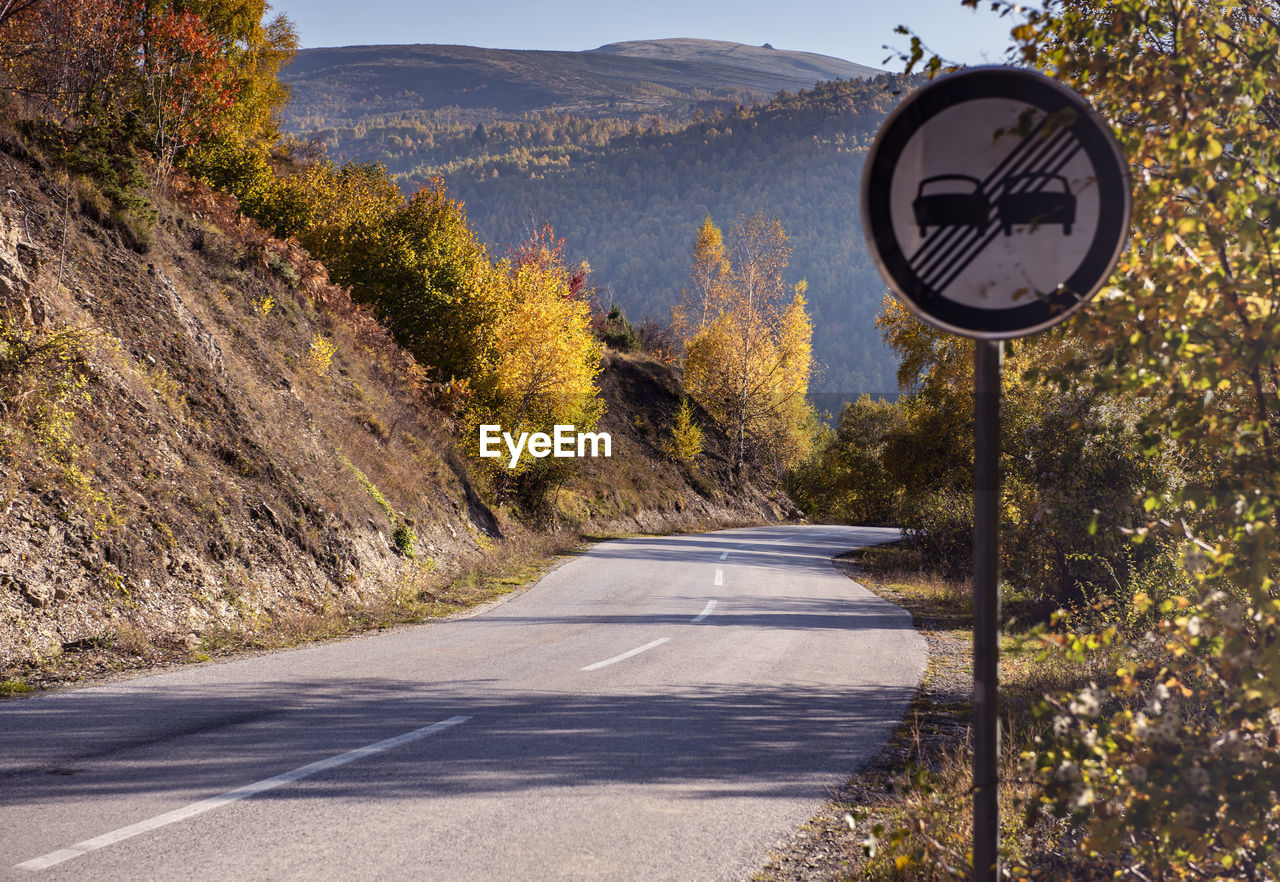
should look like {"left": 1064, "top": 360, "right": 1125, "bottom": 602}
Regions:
{"left": 714, "top": 569, "right": 724, "bottom": 586}
{"left": 14, "top": 715, "right": 471, "bottom": 872}
{"left": 691, "top": 600, "right": 717, "bottom": 623}
{"left": 580, "top": 638, "right": 671, "bottom": 671}
{"left": 719, "top": 551, "right": 729, "bottom": 560}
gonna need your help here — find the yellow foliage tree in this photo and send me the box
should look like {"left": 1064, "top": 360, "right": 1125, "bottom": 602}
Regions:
{"left": 672, "top": 214, "right": 730, "bottom": 339}
{"left": 467, "top": 229, "right": 604, "bottom": 502}
{"left": 680, "top": 213, "right": 813, "bottom": 476}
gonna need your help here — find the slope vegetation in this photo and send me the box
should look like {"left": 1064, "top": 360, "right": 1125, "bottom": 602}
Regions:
{"left": 0, "top": 135, "right": 789, "bottom": 685}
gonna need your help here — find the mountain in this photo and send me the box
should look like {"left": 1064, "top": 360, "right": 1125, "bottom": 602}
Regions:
{"left": 591, "top": 38, "right": 882, "bottom": 83}
{"left": 279, "top": 41, "right": 907, "bottom": 396}
{"left": 279, "top": 38, "right": 884, "bottom": 129}
{"left": 431, "top": 77, "right": 913, "bottom": 397}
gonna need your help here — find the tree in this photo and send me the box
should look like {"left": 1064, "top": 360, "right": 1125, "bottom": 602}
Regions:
{"left": 680, "top": 213, "right": 814, "bottom": 476}
{"left": 467, "top": 227, "right": 604, "bottom": 507}
{"left": 672, "top": 214, "right": 729, "bottom": 339}
{"left": 0, "top": 0, "right": 41, "bottom": 28}
{"left": 139, "top": 6, "right": 239, "bottom": 187}
{"left": 0, "top": 0, "right": 137, "bottom": 120}
{"left": 909, "top": 1, "right": 1280, "bottom": 875}
{"left": 341, "top": 180, "right": 500, "bottom": 383}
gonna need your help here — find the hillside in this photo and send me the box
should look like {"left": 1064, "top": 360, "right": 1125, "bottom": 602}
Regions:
{"left": 593, "top": 38, "right": 881, "bottom": 82}
{"left": 279, "top": 38, "right": 883, "bottom": 129}
{"left": 433, "top": 76, "right": 914, "bottom": 396}
{"left": 0, "top": 135, "right": 791, "bottom": 686}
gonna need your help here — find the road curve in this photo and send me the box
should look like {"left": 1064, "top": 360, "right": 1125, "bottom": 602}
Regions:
{"left": 0, "top": 524, "right": 925, "bottom": 881}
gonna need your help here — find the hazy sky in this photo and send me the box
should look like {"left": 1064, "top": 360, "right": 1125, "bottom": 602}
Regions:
{"left": 271, "top": 0, "right": 1019, "bottom": 68}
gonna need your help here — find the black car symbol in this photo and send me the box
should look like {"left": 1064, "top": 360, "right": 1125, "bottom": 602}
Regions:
{"left": 997, "top": 173, "right": 1076, "bottom": 235}
{"left": 912, "top": 175, "right": 990, "bottom": 236}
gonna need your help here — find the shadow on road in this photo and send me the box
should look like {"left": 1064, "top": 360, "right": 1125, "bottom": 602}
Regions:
{"left": 474, "top": 592, "right": 914, "bottom": 632}
{"left": 0, "top": 679, "right": 913, "bottom": 804}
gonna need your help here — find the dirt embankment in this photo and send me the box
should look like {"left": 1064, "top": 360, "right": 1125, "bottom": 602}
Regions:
{"left": 0, "top": 141, "right": 791, "bottom": 685}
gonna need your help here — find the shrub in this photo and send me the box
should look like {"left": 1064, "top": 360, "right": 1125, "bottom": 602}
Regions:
{"left": 900, "top": 489, "right": 973, "bottom": 580}
{"left": 665, "top": 398, "right": 703, "bottom": 466}
{"left": 392, "top": 522, "right": 416, "bottom": 558}
{"left": 600, "top": 303, "right": 641, "bottom": 351}
{"left": 305, "top": 333, "right": 335, "bottom": 375}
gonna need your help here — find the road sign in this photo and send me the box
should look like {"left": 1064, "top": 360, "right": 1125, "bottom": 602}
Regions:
{"left": 861, "top": 66, "right": 1130, "bottom": 339}
{"left": 860, "top": 67, "right": 1131, "bottom": 880}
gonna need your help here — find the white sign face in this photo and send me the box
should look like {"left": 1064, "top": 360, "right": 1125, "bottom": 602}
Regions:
{"left": 861, "top": 68, "right": 1130, "bottom": 339}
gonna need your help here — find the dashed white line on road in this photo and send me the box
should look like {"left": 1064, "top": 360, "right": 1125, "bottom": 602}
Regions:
{"left": 14, "top": 715, "right": 471, "bottom": 872}
{"left": 691, "top": 600, "right": 717, "bottom": 623}
{"left": 580, "top": 638, "right": 671, "bottom": 672}
{"left": 714, "top": 569, "right": 724, "bottom": 586}
{"left": 719, "top": 551, "right": 729, "bottom": 560}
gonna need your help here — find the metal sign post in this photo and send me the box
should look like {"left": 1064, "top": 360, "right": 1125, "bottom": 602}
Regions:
{"left": 973, "top": 339, "right": 1001, "bottom": 878}
{"left": 860, "top": 67, "right": 1131, "bottom": 879}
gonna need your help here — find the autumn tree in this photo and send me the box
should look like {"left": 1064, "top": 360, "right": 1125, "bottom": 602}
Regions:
{"left": 138, "top": 7, "right": 240, "bottom": 187}
{"left": 680, "top": 213, "right": 814, "bottom": 476}
{"left": 342, "top": 180, "right": 502, "bottom": 383}
{"left": 0, "top": 0, "right": 293, "bottom": 196}
{"left": 672, "top": 214, "right": 729, "bottom": 339}
{"left": 886, "top": 1, "right": 1280, "bottom": 875}
{"left": 0, "top": 0, "right": 40, "bottom": 28}
{"left": 467, "top": 227, "right": 604, "bottom": 506}
{"left": 179, "top": 0, "right": 297, "bottom": 206}
{"left": 0, "top": 0, "right": 137, "bottom": 120}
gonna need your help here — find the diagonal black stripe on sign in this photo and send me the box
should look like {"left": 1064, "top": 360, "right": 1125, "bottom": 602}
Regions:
{"left": 912, "top": 127, "right": 1073, "bottom": 281}
{"left": 906, "top": 113, "right": 1054, "bottom": 272}
{"left": 920, "top": 134, "right": 1081, "bottom": 289}
{"left": 929, "top": 143, "right": 1083, "bottom": 296}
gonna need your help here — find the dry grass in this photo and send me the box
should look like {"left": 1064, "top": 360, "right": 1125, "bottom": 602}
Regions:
{"left": 190, "top": 530, "right": 581, "bottom": 659}
{"left": 793, "top": 546, "right": 1113, "bottom": 880}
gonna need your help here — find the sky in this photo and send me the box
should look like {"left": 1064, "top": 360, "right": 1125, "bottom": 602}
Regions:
{"left": 270, "top": 0, "right": 1019, "bottom": 68}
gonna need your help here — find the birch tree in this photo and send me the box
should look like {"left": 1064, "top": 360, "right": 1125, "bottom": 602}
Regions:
{"left": 680, "top": 213, "right": 813, "bottom": 476}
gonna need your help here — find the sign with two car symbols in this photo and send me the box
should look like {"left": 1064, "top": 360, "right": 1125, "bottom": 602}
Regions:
{"left": 861, "top": 66, "right": 1130, "bottom": 339}
{"left": 859, "top": 65, "right": 1132, "bottom": 881}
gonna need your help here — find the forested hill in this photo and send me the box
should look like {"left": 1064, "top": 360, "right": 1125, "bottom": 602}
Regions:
{"left": 289, "top": 73, "right": 915, "bottom": 395}
{"left": 279, "top": 38, "right": 882, "bottom": 129}
{"left": 434, "top": 76, "right": 915, "bottom": 396}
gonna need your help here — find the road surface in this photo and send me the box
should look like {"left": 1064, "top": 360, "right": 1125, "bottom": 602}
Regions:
{"left": 0, "top": 524, "right": 925, "bottom": 880}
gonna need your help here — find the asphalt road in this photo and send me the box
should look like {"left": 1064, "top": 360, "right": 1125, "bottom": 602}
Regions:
{"left": 0, "top": 524, "right": 925, "bottom": 881}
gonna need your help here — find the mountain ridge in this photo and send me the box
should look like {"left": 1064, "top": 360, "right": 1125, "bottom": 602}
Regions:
{"left": 589, "top": 38, "right": 883, "bottom": 82}
{"left": 279, "top": 38, "right": 884, "bottom": 128}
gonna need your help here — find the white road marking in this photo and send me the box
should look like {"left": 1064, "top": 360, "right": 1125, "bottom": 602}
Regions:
{"left": 718, "top": 551, "right": 729, "bottom": 560}
{"left": 14, "top": 715, "right": 471, "bottom": 872}
{"left": 691, "top": 600, "right": 717, "bottom": 623}
{"left": 580, "top": 638, "right": 671, "bottom": 671}
{"left": 714, "top": 569, "right": 724, "bottom": 586}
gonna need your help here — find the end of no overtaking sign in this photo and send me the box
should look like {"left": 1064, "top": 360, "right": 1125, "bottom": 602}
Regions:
{"left": 861, "top": 66, "right": 1131, "bottom": 340}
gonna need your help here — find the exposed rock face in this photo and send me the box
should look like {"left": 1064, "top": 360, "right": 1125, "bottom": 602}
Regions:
{"left": 0, "top": 204, "right": 40, "bottom": 325}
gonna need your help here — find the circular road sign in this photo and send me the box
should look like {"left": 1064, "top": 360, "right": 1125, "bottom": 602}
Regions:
{"left": 861, "top": 67, "right": 1130, "bottom": 339}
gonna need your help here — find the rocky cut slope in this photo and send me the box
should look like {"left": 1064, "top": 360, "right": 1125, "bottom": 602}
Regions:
{"left": 0, "top": 133, "right": 789, "bottom": 685}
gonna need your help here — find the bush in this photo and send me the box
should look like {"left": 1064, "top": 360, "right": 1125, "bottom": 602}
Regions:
{"left": 600, "top": 303, "right": 641, "bottom": 351}
{"left": 392, "top": 522, "right": 416, "bottom": 558}
{"left": 786, "top": 394, "right": 903, "bottom": 526}
{"left": 665, "top": 398, "right": 703, "bottom": 466}
{"left": 900, "top": 489, "right": 973, "bottom": 579}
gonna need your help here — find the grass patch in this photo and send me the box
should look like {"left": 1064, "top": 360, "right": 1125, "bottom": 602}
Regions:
{"left": 191, "top": 532, "right": 582, "bottom": 659}
{"left": 760, "top": 544, "right": 1112, "bottom": 881}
